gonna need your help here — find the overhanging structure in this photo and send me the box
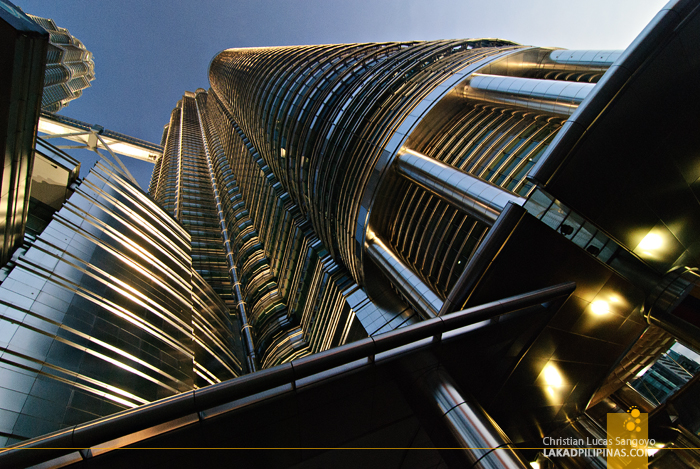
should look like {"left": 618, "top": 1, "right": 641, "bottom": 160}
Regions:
{"left": 37, "top": 112, "right": 162, "bottom": 163}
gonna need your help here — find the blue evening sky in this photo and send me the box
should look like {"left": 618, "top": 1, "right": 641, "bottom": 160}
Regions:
{"left": 17, "top": 0, "right": 667, "bottom": 190}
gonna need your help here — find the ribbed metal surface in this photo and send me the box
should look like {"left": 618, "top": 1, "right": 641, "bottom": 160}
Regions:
{"left": 153, "top": 87, "right": 381, "bottom": 369}
{"left": 151, "top": 108, "right": 181, "bottom": 214}
{"left": 0, "top": 163, "right": 242, "bottom": 445}
{"left": 198, "top": 90, "right": 307, "bottom": 369}
{"left": 201, "top": 90, "right": 373, "bottom": 367}
{"left": 395, "top": 149, "right": 526, "bottom": 224}
{"left": 150, "top": 94, "right": 248, "bottom": 385}
{"left": 389, "top": 183, "right": 489, "bottom": 297}
{"left": 27, "top": 14, "right": 95, "bottom": 113}
{"left": 209, "top": 40, "right": 521, "bottom": 282}
{"left": 0, "top": 282, "right": 575, "bottom": 468}
{"left": 407, "top": 102, "right": 564, "bottom": 195}
{"left": 378, "top": 93, "right": 566, "bottom": 298}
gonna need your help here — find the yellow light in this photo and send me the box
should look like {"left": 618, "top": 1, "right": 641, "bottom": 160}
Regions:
{"left": 543, "top": 364, "right": 563, "bottom": 387}
{"left": 638, "top": 232, "right": 663, "bottom": 251}
{"left": 530, "top": 462, "right": 540, "bottom": 469}
{"left": 591, "top": 300, "right": 610, "bottom": 315}
{"left": 647, "top": 448, "right": 659, "bottom": 456}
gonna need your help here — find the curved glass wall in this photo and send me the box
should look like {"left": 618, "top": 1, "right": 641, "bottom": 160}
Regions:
{"left": 150, "top": 40, "right": 618, "bottom": 367}
{"left": 365, "top": 48, "right": 577, "bottom": 309}
{"left": 202, "top": 91, "right": 373, "bottom": 366}
{"left": 0, "top": 163, "right": 242, "bottom": 446}
{"left": 209, "top": 40, "right": 521, "bottom": 282}
{"left": 205, "top": 39, "right": 608, "bottom": 327}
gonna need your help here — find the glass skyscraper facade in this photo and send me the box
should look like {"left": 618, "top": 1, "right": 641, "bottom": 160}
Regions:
{"left": 146, "top": 40, "right": 615, "bottom": 371}
{"left": 150, "top": 90, "right": 374, "bottom": 370}
{"left": 0, "top": 159, "right": 243, "bottom": 446}
{"left": 26, "top": 13, "right": 95, "bottom": 113}
{"left": 4, "top": 0, "right": 700, "bottom": 467}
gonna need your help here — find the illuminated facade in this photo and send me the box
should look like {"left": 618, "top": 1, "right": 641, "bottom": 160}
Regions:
{"left": 0, "top": 156, "right": 243, "bottom": 446}
{"left": 150, "top": 90, "right": 375, "bottom": 370}
{"left": 4, "top": 0, "right": 700, "bottom": 466}
{"left": 134, "top": 14, "right": 700, "bottom": 465}
{"left": 27, "top": 13, "right": 95, "bottom": 113}
{"left": 148, "top": 40, "right": 618, "bottom": 370}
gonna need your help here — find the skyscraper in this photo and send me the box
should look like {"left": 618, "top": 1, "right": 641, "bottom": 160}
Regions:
{"left": 3, "top": 0, "right": 700, "bottom": 467}
{"left": 0, "top": 1, "right": 47, "bottom": 268}
{"left": 26, "top": 13, "right": 95, "bottom": 113}
{"left": 0, "top": 0, "right": 244, "bottom": 448}
{"left": 150, "top": 89, "right": 379, "bottom": 371}
{"left": 150, "top": 39, "right": 627, "bottom": 373}
{"left": 129, "top": 16, "right": 697, "bottom": 463}
{"left": 0, "top": 1, "right": 95, "bottom": 269}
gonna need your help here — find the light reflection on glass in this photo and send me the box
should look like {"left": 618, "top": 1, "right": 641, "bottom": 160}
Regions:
{"left": 638, "top": 232, "right": 663, "bottom": 251}
{"left": 591, "top": 300, "right": 610, "bottom": 315}
{"left": 544, "top": 364, "right": 563, "bottom": 387}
